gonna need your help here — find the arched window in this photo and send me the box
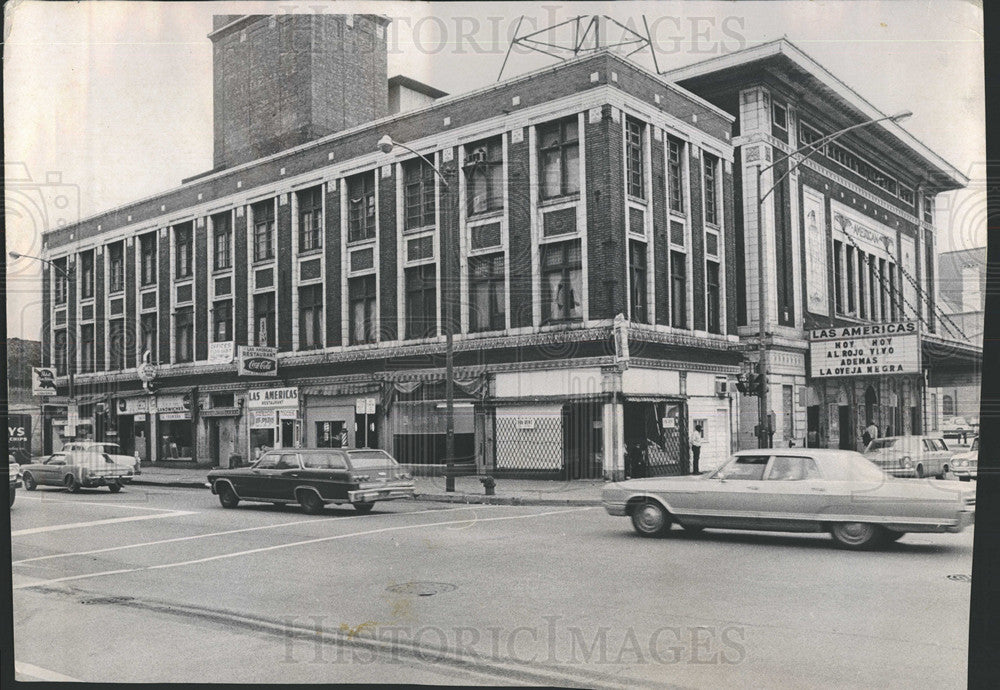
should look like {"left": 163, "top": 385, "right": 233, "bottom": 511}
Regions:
{"left": 942, "top": 395, "right": 955, "bottom": 417}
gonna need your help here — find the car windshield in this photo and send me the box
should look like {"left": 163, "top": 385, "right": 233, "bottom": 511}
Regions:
{"left": 347, "top": 450, "right": 398, "bottom": 469}
{"left": 711, "top": 455, "right": 770, "bottom": 480}
{"left": 302, "top": 452, "right": 348, "bottom": 470}
{"left": 971, "top": 438, "right": 979, "bottom": 451}
{"left": 866, "top": 439, "right": 896, "bottom": 451}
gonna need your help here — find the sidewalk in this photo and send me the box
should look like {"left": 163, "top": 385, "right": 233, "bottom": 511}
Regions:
{"left": 130, "top": 465, "right": 604, "bottom": 506}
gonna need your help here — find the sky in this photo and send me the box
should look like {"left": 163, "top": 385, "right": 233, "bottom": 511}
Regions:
{"left": 3, "top": 0, "right": 986, "bottom": 340}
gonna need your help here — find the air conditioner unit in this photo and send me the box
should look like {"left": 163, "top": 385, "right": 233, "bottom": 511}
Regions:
{"left": 464, "top": 149, "right": 487, "bottom": 166}
{"left": 715, "top": 377, "right": 729, "bottom": 397}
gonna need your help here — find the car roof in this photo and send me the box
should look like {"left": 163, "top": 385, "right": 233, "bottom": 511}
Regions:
{"left": 733, "top": 448, "right": 858, "bottom": 457}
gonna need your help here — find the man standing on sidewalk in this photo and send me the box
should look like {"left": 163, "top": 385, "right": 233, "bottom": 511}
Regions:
{"left": 690, "top": 423, "right": 704, "bottom": 475}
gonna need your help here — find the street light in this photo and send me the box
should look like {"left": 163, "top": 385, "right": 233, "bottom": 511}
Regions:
{"left": 753, "top": 110, "right": 912, "bottom": 448}
{"left": 376, "top": 135, "right": 458, "bottom": 492}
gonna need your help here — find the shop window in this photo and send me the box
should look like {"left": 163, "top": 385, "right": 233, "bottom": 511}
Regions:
{"left": 706, "top": 260, "right": 721, "bottom": 334}
{"left": 213, "top": 213, "right": 232, "bottom": 270}
{"left": 108, "top": 243, "right": 124, "bottom": 293}
{"left": 541, "top": 240, "right": 582, "bottom": 323}
{"left": 625, "top": 117, "right": 644, "bottom": 200}
{"left": 316, "top": 421, "right": 347, "bottom": 448}
{"left": 160, "top": 420, "right": 193, "bottom": 460}
{"left": 253, "top": 200, "right": 275, "bottom": 262}
{"left": 405, "top": 263, "right": 437, "bottom": 339}
{"left": 175, "top": 307, "right": 194, "bottom": 362}
{"left": 254, "top": 292, "right": 276, "bottom": 347}
{"left": 667, "top": 136, "right": 684, "bottom": 214}
{"left": 464, "top": 136, "right": 503, "bottom": 215}
{"left": 297, "top": 186, "right": 323, "bottom": 251}
{"left": 80, "top": 250, "right": 94, "bottom": 299}
{"left": 629, "top": 240, "right": 648, "bottom": 324}
{"left": 347, "top": 171, "right": 377, "bottom": 242}
{"left": 349, "top": 275, "right": 377, "bottom": 344}
{"left": 538, "top": 117, "right": 580, "bottom": 199}
{"left": 468, "top": 253, "right": 505, "bottom": 332}
{"left": 404, "top": 158, "right": 436, "bottom": 231}
{"left": 213, "top": 300, "right": 232, "bottom": 342}
{"left": 299, "top": 284, "right": 323, "bottom": 350}
{"left": 670, "top": 251, "right": 687, "bottom": 329}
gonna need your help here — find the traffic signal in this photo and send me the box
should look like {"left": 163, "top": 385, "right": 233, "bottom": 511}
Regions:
{"left": 736, "top": 372, "right": 766, "bottom": 397}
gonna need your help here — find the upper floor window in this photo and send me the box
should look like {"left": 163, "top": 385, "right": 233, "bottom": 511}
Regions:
{"left": 405, "top": 263, "right": 437, "bottom": 339}
{"left": 213, "top": 213, "right": 232, "bottom": 270}
{"left": 213, "top": 300, "right": 232, "bottom": 342}
{"left": 140, "top": 234, "right": 157, "bottom": 286}
{"left": 54, "top": 329, "right": 68, "bottom": 376}
{"left": 80, "top": 250, "right": 94, "bottom": 299}
{"left": 468, "top": 253, "right": 505, "bottom": 333}
{"left": 629, "top": 240, "right": 648, "bottom": 324}
{"left": 108, "top": 319, "right": 125, "bottom": 370}
{"left": 625, "top": 117, "right": 645, "bottom": 199}
{"left": 140, "top": 313, "right": 157, "bottom": 363}
{"left": 464, "top": 136, "right": 503, "bottom": 216}
{"left": 670, "top": 251, "right": 687, "bottom": 329}
{"left": 348, "top": 172, "right": 377, "bottom": 242}
{"left": 299, "top": 284, "right": 323, "bottom": 350}
{"left": 772, "top": 102, "right": 787, "bottom": 130}
{"left": 175, "top": 224, "right": 193, "bottom": 278}
{"left": 703, "top": 153, "right": 719, "bottom": 227}
{"left": 108, "top": 243, "right": 124, "bottom": 293}
{"left": 298, "top": 186, "right": 323, "bottom": 252}
{"left": 923, "top": 197, "right": 934, "bottom": 224}
{"left": 254, "top": 292, "right": 276, "bottom": 347}
{"left": 54, "top": 258, "right": 68, "bottom": 304}
{"left": 404, "top": 158, "right": 437, "bottom": 231}
{"left": 538, "top": 117, "right": 580, "bottom": 200}
{"left": 349, "top": 275, "right": 377, "bottom": 345}
{"left": 175, "top": 307, "right": 194, "bottom": 363}
{"left": 541, "top": 240, "right": 582, "bottom": 323}
{"left": 706, "top": 260, "right": 721, "bottom": 334}
{"left": 667, "top": 136, "right": 684, "bottom": 214}
{"left": 80, "top": 324, "right": 95, "bottom": 373}
{"left": 253, "top": 201, "right": 275, "bottom": 262}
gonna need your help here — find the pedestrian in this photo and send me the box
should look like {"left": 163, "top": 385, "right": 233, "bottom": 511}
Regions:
{"left": 690, "top": 424, "right": 704, "bottom": 474}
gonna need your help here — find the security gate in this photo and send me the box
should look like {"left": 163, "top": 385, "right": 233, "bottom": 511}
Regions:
{"left": 623, "top": 400, "right": 687, "bottom": 478}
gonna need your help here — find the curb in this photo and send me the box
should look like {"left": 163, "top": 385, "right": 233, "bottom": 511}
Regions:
{"left": 128, "top": 479, "right": 602, "bottom": 506}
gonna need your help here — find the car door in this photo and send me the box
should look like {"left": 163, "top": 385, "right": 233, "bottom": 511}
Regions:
{"left": 755, "top": 455, "right": 831, "bottom": 530}
{"left": 238, "top": 453, "right": 280, "bottom": 498}
{"left": 270, "top": 453, "right": 303, "bottom": 500}
{"left": 39, "top": 453, "right": 69, "bottom": 485}
{"left": 300, "top": 452, "right": 352, "bottom": 501}
{"left": 684, "top": 455, "right": 771, "bottom": 528}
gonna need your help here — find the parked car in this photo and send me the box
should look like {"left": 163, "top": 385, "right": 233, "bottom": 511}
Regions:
{"left": 950, "top": 436, "right": 978, "bottom": 481}
{"left": 863, "top": 435, "right": 954, "bottom": 478}
{"left": 602, "top": 448, "right": 975, "bottom": 549}
{"left": 62, "top": 441, "right": 141, "bottom": 474}
{"left": 208, "top": 448, "right": 415, "bottom": 514}
{"left": 9, "top": 455, "right": 21, "bottom": 507}
{"left": 940, "top": 417, "right": 974, "bottom": 442}
{"left": 20, "top": 451, "right": 135, "bottom": 492}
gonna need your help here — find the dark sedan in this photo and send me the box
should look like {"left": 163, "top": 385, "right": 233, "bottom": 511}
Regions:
{"left": 208, "top": 448, "right": 415, "bottom": 514}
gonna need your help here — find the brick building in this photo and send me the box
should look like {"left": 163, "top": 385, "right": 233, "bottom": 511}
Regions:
{"left": 39, "top": 14, "right": 745, "bottom": 477}
{"left": 665, "top": 39, "right": 978, "bottom": 450}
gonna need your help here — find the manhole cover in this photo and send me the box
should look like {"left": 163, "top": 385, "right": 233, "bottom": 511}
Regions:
{"left": 386, "top": 582, "right": 457, "bottom": 597}
{"left": 80, "top": 596, "right": 135, "bottom": 605}
{"left": 947, "top": 574, "right": 972, "bottom": 582}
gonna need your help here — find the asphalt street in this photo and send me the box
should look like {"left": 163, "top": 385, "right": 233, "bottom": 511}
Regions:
{"left": 11, "top": 484, "right": 973, "bottom": 688}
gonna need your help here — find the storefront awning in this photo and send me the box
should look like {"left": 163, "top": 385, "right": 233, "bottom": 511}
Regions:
{"left": 300, "top": 382, "right": 381, "bottom": 397}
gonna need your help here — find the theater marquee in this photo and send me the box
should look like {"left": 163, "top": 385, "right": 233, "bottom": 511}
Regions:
{"left": 809, "top": 322, "right": 921, "bottom": 378}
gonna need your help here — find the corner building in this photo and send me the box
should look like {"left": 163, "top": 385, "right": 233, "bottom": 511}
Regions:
{"left": 40, "top": 14, "right": 745, "bottom": 479}
{"left": 666, "top": 39, "right": 978, "bottom": 450}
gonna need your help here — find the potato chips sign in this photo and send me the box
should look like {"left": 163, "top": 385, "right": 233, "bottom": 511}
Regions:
{"left": 809, "top": 322, "right": 921, "bottom": 378}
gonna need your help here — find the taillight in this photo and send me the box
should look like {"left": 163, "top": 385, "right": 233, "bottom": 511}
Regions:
{"left": 355, "top": 474, "right": 370, "bottom": 482}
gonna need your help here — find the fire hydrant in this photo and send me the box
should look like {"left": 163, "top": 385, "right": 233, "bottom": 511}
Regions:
{"left": 479, "top": 475, "right": 497, "bottom": 496}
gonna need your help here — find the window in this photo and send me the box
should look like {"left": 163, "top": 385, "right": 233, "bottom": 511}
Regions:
{"left": 54, "top": 329, "right": 68, "bottom": 375}
{"left": 878, "top": 258, "right": 888, "bottom": 321}
{"left": 303, "top": 450, "right": 349, "bottom": 468}
{"left": 899, "top": 185, "right": 915, "bottom": 207}
{"left": 404, "top": 158, "right": 437, "bottom": 230}
{"left": 464, "top": 136, "right": 503, "bottom": 215}
{"left": 868, "top": 255, "right": 878, "bottom": 320}
{"left": 541, "top": 241, "right": 583, "bottom": 323}
{"left": 715, "top": 454, "right": 770, "bottom": 480}
{"left": 405, "top": 263, "right": 437, "bottom": 339}
{"left": 799, "top": 122, "right": 824, "bottom": 149}
{"left": 703, "top": 153, "right": 719, "bottom": 226}
{"left": 858, "top": 251, "right": 867, "bottom": 319}
{"left": 833, "top": 241, "right": 844, "bottom": 313}
{"left": 349, "top": 275, "right": 377, "bottom": 344}
{"left": 667, "top": 137, "right": 684, "bottom": 213}
{"left": 468, "top": 253, "right": 505, "bottom": 332}
{"left": 80, "top": 324, "right": 95, "bottom": 373}
{"left": 538, "top": 117, "right": 580, "bottom": 199}
{"left": 108, "top": 319, "right": 125, "bottom": 370}
{"left": 706, "top": 260, "right": 721, "bottom": 333}
{"left": 213, "top": 300, "right": 232, "bottom": 342}
{"left": 80, "top": 251, "right": 94, "bottom": 299}
{"left": 140, "top": 234, "right": 157, "bottom": 286}
{"left": 53, "top": 259, "right": 68, "bottom": 304}
{"left": 888, "top": 263, "right": 898, "bottom": 321}
{"left": 942, "top": 395, "right": 955, "bottom": 416}
{"left": 625, "top": 117, "right": 644, "bottom": 199}
{"left": 253, "top": 201, "right": 275, "bottom": 262}
{"left": 274, "top": 454, "right": 301, "bottom": 470}
{"left": 670, "top": 251, "right": 687, "bottom": 329}
{"left": 298, "top": 186, "right": 323, "bottom": 251}
{"left": 108, "top": 243, "right": 124, "bottom": 293}
{"left": 628, "top": 241, "right": 648, "bottom": 324}
{"left": 845, "top": 246, "right": 856, "bottom": 313}
{"left": 772, "top": 102, "right": 787, "bottom": 130}
{"left": 213, "top": 213, "right": 232, "bottom": 270}
{"left": 175, "top": 307, "right": 194, "bottom": 362}
{"left": 254, "top": 292, "right": 276, "bottom": 347}
{"left": 347, "top": 172, "right": 377, "bottom": 242}
{"left": 299, "top": 284, "right": 323, "bottom": 350}
{"left": 140, "top": 314, "right": 157, "bottom": 362}
{"left": 765, "top": 456, "right": 820, "bottom": 481}
{"left": 923, "top": 197, "right": 934, "bottom": 224}
{"left": 175, "top": 225, "right": 193, "bottom": 278}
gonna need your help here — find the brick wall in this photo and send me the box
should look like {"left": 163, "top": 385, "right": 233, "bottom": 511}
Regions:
{"left": 325, "top": 182, "right": 342, "bottom": 346}
{"left": 157, "top": 233, "right": 170, "bottom": 363}
{"left": 377, "top": 169, "right": 398, "bottom": 341}
{"left": 650, "top": 133, "right": 670, "bottom": 327}
{"left": 234, "top": 210, "right": 249, "bottom": 346}
{"left": 277, "top": 196, "right": 293, "bottom": 351}
{"left": 195, "top": 221, "right": 209, "bottom": 360}
{"left": 688, "top": 149, "right": 706, "bottom": 331}
{"left": 94, "top": 251, "right": 105, "bottom": 371}
{"left": 41, "top": 267, "right": 51, "bottom": 367}
{"left": 586, "top": 106, "right": 626, "bottom": 320}
{"left": 507, "top": 131, "right": 533, "bottom": 328}
{"left": 722, "top": 168, "right": 738, "bottom": 335}
{"left": 125, "top": 240, "right": 137, "bottom": 369}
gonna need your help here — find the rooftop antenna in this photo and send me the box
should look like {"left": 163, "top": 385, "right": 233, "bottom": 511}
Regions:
{"left": 497, "top": 15, "right": 659, "bottom": 82}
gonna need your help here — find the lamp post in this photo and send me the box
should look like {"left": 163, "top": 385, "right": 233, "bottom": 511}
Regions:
{"left": 752, "top": 110, "right": 911, "bottom": 448}
{"left": 377, "top": 135, "right": 458, "bottom": 492}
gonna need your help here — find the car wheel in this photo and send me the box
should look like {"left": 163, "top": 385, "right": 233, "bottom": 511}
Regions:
{"left": 630, "top": 501, "right": 670, "bottom": 537}
{"left": 217, "top": 483, "right": 240, "bottom": 509}
{"left": 353, "top": 502, "right": 375, "bottom": 514}
{"left": 829, "top": 523, "right": 886, "bottom": 550}
{"left": 64, "top": 474, "right": 80, "bottom": 493}
{"left": 108, "top": 483, "right": 123, "bottom": 493}
{"left": 9, "top": 487, "right": 14, "bottom": 508}
{"left": 915, "top": 464, "right": 925, "bottom": 479}
{"left": 22, "top": 473, "right": 36, "bottom": 491}
{"left": 298, "top": 490, "right": 324, "bottom": 515}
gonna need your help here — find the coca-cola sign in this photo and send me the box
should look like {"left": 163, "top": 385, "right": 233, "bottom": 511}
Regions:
{"left": 237, "top": 346, "right": 278, "bottom": 377}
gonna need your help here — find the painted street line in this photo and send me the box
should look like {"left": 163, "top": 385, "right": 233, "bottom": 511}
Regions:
{"left": 12, "top": 511, "right": 197, "bottom": 537}
{"left": 13, "top": 507, "right": 594, "bottom": 590}
{"left": 15, "top": 494, "right": 185, "bottom": 512}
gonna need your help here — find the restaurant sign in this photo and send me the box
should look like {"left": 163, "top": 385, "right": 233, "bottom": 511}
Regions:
{"left": 246, "top": 387, "right": 299, "bottom": 410}
{"left": 237, "top": 346, "right": 278, "bottom": 377}
{"left": 809, "top": 322, "right": 920, "bottom": 378}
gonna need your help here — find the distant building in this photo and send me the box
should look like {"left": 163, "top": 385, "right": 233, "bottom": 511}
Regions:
{"left": 6, "top": 338, "right": 42, "bottom": 460}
